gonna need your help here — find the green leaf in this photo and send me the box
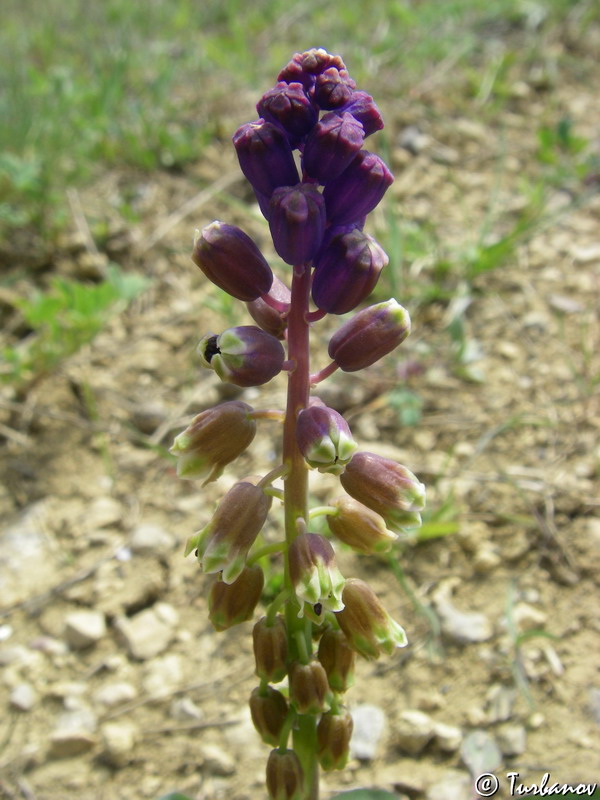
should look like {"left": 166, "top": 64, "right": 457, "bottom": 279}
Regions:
{"left": 157, "top": 794, "right": 194, "bottom": 800}
{"left": 334, "top": 791, "right": 401, "bottom": 800}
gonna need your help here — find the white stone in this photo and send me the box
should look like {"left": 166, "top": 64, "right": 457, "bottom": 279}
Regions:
{"left": 114, "top": 606, "right": 175, "bottom": 660}
{"left": 64, "top": 610, "right": 106, "bottom": 650}
{"left": 93, "top": 682, "right": 138, "bottom": 708}
{"left": 497, "top": 723, "right": 527, "bottom": 756}
{"left": 427, "top": 770, "right": 472, "bottom": 800}
{"left": 142, "top": 654, "right": 182, "bottom": 698}
{"left": 199, "top": 743, "right": 235, "bottom": 776}
{"left": 350, "top": 704, "right": 386, "bottom": 760}
{"left": 129, "top": 523, "right": 174, "bottom": 555}
{"left": 432, "top": 580, "right": 494, "bottom": 644}
{"left": 433, "top": 721, "right": 462, "bottom": 753}
{"left": 395, "top": 710, "right": 435, "bottom": 755}
{"left": 100, "top": 721, "right": 138, "bottom": 767}
{"left": 10, "top": 683, "right": 37, "bottom": 711}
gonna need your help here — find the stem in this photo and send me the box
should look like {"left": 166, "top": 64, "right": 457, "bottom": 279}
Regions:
{"left": 310, "top": 360, "right": 339, "bottom": 386}
{"left": 282, "top": 262, "right": 319, "bottom": 800}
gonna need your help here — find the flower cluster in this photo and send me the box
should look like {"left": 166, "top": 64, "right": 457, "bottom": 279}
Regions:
{"left": 172, "top": 49, "right": 425, "bottom": 800}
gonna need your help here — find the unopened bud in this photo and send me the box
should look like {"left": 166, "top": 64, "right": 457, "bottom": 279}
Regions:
{"left": 327, "top": 496, "right": 397, "bottom": 554}
{"left": 340, "top": 452, "right": 425, "bottom": 532}
{"left": 312, "top": 229, "right": 388, "bottom": 315}
{"left": 198, "top": 325, "right": 285, "bottom": 387}
{"left": 253, "top": 616, "right": 289, "bottom": 683}
{"left": 317, "top": 627, "right": 355, "bottom": 692}
{"left": 246, "top": 275, "right": 291, "bottom": 339}
{"left": 233, "top": 119, "right": 299, "bottom": 197}
{"left": 208, "top": 565, "right": 264, "bottom": 631}
{"left": 269, "top": 184, "right": 325, "bottom": 265}
{"left": 303, "top": 112, "right": 365, "bottom": 184}
{"left": 289, "top": 533, "right": 345, "bottom": 614}
{"left": 323, "top": 150, "right": 393, "bottom": 226}
{"left": 317, "top": 708, "right": 354, "bottom": 770}
{"left": 289, "top": 660, "right": 332, "bottom": 714}
{"left": 266, "top": 748, "right": 304, "bottom": 800}
{"left": 187, "top": 480, "right": 272, "bottom": 583}
{"left": 278, "top": 49, "right": 347, "bottom": 90}
{"left": 192, "top": 221, "right": 273, "bottom": 301}
{"left": 336, "top": 578, "right": 407, "bottom": 659}
{"left": 249, "top": 686, "right": 289, "bottom": 747}
{"left": 296, "top": 405, "right": 357, "bottom": 474}
{"left": 170, "top": 401, "right": 256, "bottom": 484}
{"left": 314, "top": 67, "right": 355, "bottom": 109}
{"left": 257, "top": 81, "right": 317, "bottom": 140}
{"left": 328, "top": 299, "right": 410, "bottom": 372}
{"left": 340, "top": 90, "right": 384, "bottom": 137}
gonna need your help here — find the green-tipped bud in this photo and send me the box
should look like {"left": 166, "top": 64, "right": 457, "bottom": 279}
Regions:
{"left": 169, "top": 401, "right": 256, "bottom": 484}
{"left": 327, "top": 496, "right": 398, "bottom": 554}
{"left": 289, "top": 660, "right": 332, "bottom": 714}
{"left": 187, "top": 480, "right": 272, "bottom": 584}
{"left": 340, "top": 452, "right": 426, "bottom": 533}
{"left": 249, "top": 686, "right": 289, "bottom": 747}
{"left": 336, "top": 578, "right": 408, "bottom": 660}
{"left": 328, "top": 299, "right": 411, "bottom": 372}
{"left": 288, "top": 533, "right": 345, "bottom": 616}
{"left": 266, "top": 748, "right": 304, "bottom": 800}
{"left": 296, "top": 405, "right": 357, "bottom": 475}
{"left": 208, "top": 565, "right": 264, "bottom": 631}
{"left": 317, "top": 708, "right": 354, "bottom": 770}
{"left": 253, "top": 616, "right": 289, "bottom": 683}
{"left": 198, "top": 326, "right": 285, "bottom": 387}
{"left": 317, "top": 627, "right": 355, "bottom": 692}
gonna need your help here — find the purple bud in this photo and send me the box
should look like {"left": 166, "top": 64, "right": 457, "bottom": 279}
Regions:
{"left": 278, "top": 49, "right": 348, "bottom": 90}
{"left": 288, "top": 533, "right": 345, "bottom": 614}
{"left": 336, "top": 578, "right": 408, "bottom": 660}
{"left": 314, "top": 66, "right": 355, "bottom": 109}
{"left": 317, "top": 708, "right": 353, "bottom": 771}
{"left": 208, "top": 565, "right": 264, "bottom": 631}
{"left": 266, "top": 748, "right": 304, "bottom": 800}
{"left": 187, "top": 480, "right": 272, "bottom": 584}
{"left": 192, "top": 221, "right": 273, "bottom": 301}
{"left": 246, "top": 275, "right": 291, "bottom": 340}
{"left": 198, "top": 325, "right": 285, "bottom": 387}
{"left": 312, "top": 229, "right": 388, "bottom": 315}
{"left": 296, "top": 405, "right": 357, "bottom": 474}
{"left": 233, "top": 119, "right": 299, "bottom": 197}
{"left": 340, "top": 452, "right": 426, "bottom": 532}
{"left": 269, "top": 184, "right": 325, "bottom": 265}
{"left": 328, "top": 299, "right": 411, "bottom": 372}
{"left": 340, "top": 90, "right": 384, "bottom": 136}
{"left": 169, "top": 400, "right": 257, "bottom": 484}
{"left": 253, "top": 615, "right": 289, "bottom": 683}
{"left": 250, "top": 686, "right": 289, "bottom": 747}
{"left": 289, "top": 660, "right": 332, "bottom": 714}
{"left": 257, "top": 81, "right": 318, "bottom": 140}
{"left": 303, "top": 112, "right": 365, "bottom": 184}
{"left": 323, "top": 150, "right": 394, "bottom": 226}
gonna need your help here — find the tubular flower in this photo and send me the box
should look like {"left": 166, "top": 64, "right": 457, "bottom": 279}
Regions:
{"left": 198, "top": 325, "right": 285, "bottom": 387}
{"left": 296, "top": 404, "right": 357, "bottom": 474}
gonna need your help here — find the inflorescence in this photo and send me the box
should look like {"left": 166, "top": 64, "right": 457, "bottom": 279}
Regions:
{"left": 171, "top": 48, "right": 426, "bottom": 800}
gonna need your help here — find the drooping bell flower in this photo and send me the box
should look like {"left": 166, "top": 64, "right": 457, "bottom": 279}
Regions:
{"left": 266, "top": 748, "right": 304, "bottom": 800}
{"left": 198, "top": 325, "right": 285, "bottom": 387}
{"left": 327, "top": 299, "right": 411, "bottom": 371}
{"left": 327, "top": 496, "right": 398, "bottom": 554}
{"left": 289, "top": 660, "right": 332, "bottom": 715}
{"left": 317, "top": 627, "right": 355, "bottom": 692}
{"left": 169, "top": 400, "right": 257, "bottom": 484}
{"left": 192, "top": 221, "right": 273, "bottom": 301}
{"left": 312, "top": 229, "right": 388, "bottom": 314}
{"left": 268, "top": 183, "right": 325, "bottom": 265}
{"left": 233, "top": 119, "right": 299, "bottom": 197}
{"left": 253, "top": 615, "right": 289, "bottom": 683}
{"left": 250, "top": 686, "right": 289, "bottom": 747}
{"left": 288, "top": 533, "right": 345, "bottom": 615}
{"left": 317, "top": 708, "right": 354, "bottom": 771}
{"left": 295, "top": 404, "right": 357, "bottom": 474}
{"left": 208, "top": 565, "right": 264, "bottom": 631}
{"left": 340, "top": 451, "right": 426, "bottom": 532}
{"left": 323, "top": 150, "right": 393, "bottom": 225}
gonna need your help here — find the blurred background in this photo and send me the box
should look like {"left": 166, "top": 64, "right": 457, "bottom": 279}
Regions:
{"left": 1, "top": 1, "right": 599, "bottom": 799}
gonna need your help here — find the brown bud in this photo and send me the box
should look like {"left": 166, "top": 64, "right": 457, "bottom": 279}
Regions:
{"left": 266, "top": 748, "right": 304, "bottom": 800}
{"left": 317, "top": 708, "right": 354, "bottom": 770}
{"left": 317, "top": 627, "right": 355, "bottom": 692}
{"left": 249, "top": 686, "right": 289, "bottom": 746}
{"left": 336, "top": 578, "right": 407, "bottom": 660}
{"left": 253, "top": 616, "right": 289, "bottom": 683}
{"left": 327, "top": 496, "right": 397, "bottom": 554}
{"left": 289, "top": 660, "right": 332, "bottom": 714}
{"left": 208, "top": 565, "right": 264, "bottom": 631}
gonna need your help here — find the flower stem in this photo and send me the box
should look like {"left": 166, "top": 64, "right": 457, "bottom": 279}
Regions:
{"left": 283, "top": 262, "right": 319, "bottom": 800}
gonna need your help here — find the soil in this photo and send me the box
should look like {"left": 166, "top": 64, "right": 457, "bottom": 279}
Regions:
{"left": 1, "top": 37, "right": 599, "bottom": 800}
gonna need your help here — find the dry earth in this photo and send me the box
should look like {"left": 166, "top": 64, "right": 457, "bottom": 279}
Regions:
{"left": 1, "top": 40, "right": 599, "bottom": 800}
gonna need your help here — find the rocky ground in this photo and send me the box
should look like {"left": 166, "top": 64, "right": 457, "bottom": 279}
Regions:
{"left": 1, "top": 32, "right": 599, "bottom": 800}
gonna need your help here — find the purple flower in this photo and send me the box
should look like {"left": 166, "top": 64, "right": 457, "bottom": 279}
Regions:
{"left": 232, "top": 119, "right": 299, "bottom": 197}
{"left": 303, "top": 112, "right": 365, "bottom": 184}
{"left": 323, "top": 150, "right": 393, "bottom": 225}
{"left": 268, "top": 183, "right": 325, "bottom": 265}
{"left": 257, "top": 81, "right": 318, "bottom": 140}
